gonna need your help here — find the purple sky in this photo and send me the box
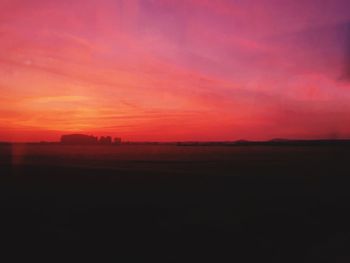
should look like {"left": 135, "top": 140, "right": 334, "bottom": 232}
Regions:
{"left": 1, "top": 0, "right": 350, "bottom": 141}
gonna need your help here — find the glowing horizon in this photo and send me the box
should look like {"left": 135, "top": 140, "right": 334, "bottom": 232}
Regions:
{"left": 1, "top": 0, "right": 350, "bottom": 142}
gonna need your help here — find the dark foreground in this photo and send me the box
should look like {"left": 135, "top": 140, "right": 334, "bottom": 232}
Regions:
{"left": 1, "top": 144, "right": 350, "bottom": 262}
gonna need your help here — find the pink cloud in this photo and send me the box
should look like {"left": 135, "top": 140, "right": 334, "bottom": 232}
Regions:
{"left": 1, "top": 0, "right": 350, "bottom": 141}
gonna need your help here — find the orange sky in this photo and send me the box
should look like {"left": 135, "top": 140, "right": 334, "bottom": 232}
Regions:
{"left": 1, "top": 0, "right": 350, "bottom": 142}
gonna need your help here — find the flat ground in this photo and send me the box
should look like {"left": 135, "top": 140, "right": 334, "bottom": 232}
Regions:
{"left": 1, "top": 144, "right": 350, "bottom": 262}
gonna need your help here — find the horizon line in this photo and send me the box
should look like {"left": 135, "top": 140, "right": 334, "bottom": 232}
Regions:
{"left": 2, "top": 138, "right": 350, "bottom": 144}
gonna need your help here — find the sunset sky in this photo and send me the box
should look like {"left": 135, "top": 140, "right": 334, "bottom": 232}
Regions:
{"left": 1, "top": 0, "right": 350, "bottom": 141}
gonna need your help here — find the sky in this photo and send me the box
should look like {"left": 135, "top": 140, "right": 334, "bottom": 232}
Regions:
{"left": 1, "top": 0, "right": 350, "bottom": 142}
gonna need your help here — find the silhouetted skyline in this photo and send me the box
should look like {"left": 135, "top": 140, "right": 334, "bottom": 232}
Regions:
{"left": 60, "top": 134, "right": 121, "bottom": 145}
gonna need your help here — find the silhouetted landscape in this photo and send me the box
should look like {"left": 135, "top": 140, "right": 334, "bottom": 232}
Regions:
{"left": 3, "top": 0, "right": 350, "bottom": 261}
{"left": 2, "top": 138, "right": 350, "bottom": 261}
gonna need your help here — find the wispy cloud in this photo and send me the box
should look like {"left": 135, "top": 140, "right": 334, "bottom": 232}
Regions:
{"left": 1, "top": 0, "right": 350, "bottom": 141}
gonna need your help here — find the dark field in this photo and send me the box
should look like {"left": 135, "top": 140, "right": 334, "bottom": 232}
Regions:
{"left": 1, "top": 144, "right": 350, "bottom": 262}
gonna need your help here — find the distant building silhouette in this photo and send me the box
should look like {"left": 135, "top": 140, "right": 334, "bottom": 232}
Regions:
{"left": 99, "top": 136, "right": 112, "bottom": 145}
{"left": 60, "top": 134, "right": 121, "bottom": 145}
{"left": 114, "top": 137, "right": 122, "bottom": 145}
{"left": 61, "top": 134, "right": 98, "bottom": 145}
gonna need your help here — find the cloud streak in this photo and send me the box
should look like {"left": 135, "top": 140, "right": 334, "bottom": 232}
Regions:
{"left": 1, "top": 0, "right": 350, "bottom": 141}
